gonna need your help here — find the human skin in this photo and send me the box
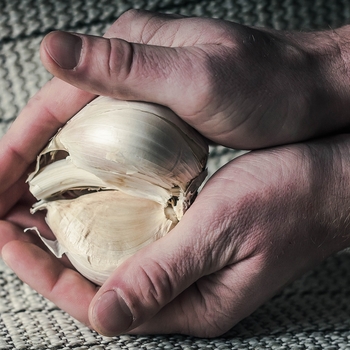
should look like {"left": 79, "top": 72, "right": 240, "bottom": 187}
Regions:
{"left": 1, "top": 10, "right": 350, "bottom": 337}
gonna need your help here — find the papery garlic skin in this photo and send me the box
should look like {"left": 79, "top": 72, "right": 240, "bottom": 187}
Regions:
{"left": 32, "top": 191, "right": 174, "bottom": 285}
{"left": 27, "top": 96, "right": 208, "bottom": 285}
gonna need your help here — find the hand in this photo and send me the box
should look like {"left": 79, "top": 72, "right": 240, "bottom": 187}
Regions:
{"left": 88, "top": 134, "right": 350, "bottom": 337}
{"left": 2, "top": 133, "right": 350, "bottom": 337}
{"left": 1, "top": 9, "right": 350, "bottom": 337}
{"left": 39, "top": 10, "right": 350, "bottom": 149}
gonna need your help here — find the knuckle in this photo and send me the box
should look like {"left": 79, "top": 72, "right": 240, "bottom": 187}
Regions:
{"left": 106, "top": 9, "right": 151, "bottom": 40}
{"left": 119, "top": 8, "right": 146, "bottom": 22}
{"left": 184, "top": 283, "right": 235, "bottom": 338}
{"left": 115, "top": 9, "right": 153, "bottom": 36}
{"left": 101, "top": 38, "right": 134, "bottom": 98}
{"left": 131, "top": 259, "right": 176, "bottom": 315}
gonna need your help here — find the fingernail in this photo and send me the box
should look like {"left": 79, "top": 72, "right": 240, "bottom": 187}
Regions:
{"left": 91, "top": 290, "right": 133, "bottom": 336}
{"left": 45, "top": 31, "right": 82, "bottom": 69}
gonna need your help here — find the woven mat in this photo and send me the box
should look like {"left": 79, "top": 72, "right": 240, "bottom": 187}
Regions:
{"left": 1, "top": 0, "right": 350, "bottom": 349}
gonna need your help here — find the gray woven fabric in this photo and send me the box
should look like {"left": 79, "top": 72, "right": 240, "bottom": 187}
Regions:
{"left": 1, "top": 0, "right": 350, "bottom": 349}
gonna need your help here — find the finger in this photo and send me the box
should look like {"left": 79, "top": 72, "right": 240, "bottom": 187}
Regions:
{"left": 103, "top": 10, "right": 232, "bottom": 49}
{"left": 0, "top": 221, "right": 35, "bottom": 251}
{"left": 1, "top": 207, "right": 74, "bottom": 269}
{"left": 0, "top": 217, "right": 60, "bottom": 264}
{"left": 88, "top": 249, "right": 268, "bottom": 338}
{"left": 2, "top": 241, "right": 97, "bottom": 326}
{"left": 89, "top": 239, "right": 270, "bottom": 337}
{"left": 0, "top": 219, "right": 49, "bottom": 256}
{"left": 4, "top": 203, "right": 54, "bottom": 240}
{"left": 127, "top": 257, "right": 271, "bottom": 337}
{"left": 0, "top": 173, "right": 28, "bottom": 217}
{"left": 103, "top": 10, "right": 190, "bottom": 43}
{"left": 39, "top": 31, "right": 214, "bottom": 121}
{"left": 0, "top": 78, "right": 94, "bottom": 195}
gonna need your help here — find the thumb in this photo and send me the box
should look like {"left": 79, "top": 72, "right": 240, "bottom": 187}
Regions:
{"left": 87, "top": 197, "right": 229, "bottom": 336}
{"left": 40, "top": 31, "right": 210, "bottom": 119}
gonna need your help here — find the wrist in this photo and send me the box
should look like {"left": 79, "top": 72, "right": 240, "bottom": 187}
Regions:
{"left": 298, "top": 27, "right": 350, "bottom": 134}
{"left": 269, "top": 26, "right": 350, "bottom": 139}
{"left": 311, "top": 134, "right": 350, "bottom": 255}
{"left": 250, "top": 25, "right": 350, "bottom": 144}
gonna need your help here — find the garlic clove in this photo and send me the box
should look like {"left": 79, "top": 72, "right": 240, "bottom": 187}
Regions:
{"left": 29, "top": 157, "right": 172, "bottom": 206}
{"left": 32, "top": 190, "right": 174, "bottom": 285}
{"left": 30, "top": 96, "right": 208, "bottom": 194}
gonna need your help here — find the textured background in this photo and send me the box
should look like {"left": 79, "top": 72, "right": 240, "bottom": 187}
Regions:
{"left": 1, "top": 0, "right": 350, "bottom": 349}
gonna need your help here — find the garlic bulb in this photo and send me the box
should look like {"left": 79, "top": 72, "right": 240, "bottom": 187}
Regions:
{"left": 27, "top": 96, "right": 208, "bottom": 285}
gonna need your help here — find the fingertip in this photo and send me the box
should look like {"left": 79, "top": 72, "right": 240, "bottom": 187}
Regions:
{"left": 89, "top": 289, "right": 134, "bottom": 336}
{"left": 41, "top": 31, "right": 83, "bottom": 71}
{"left": 1, "top": 240, "right": 36, "bottom": 275}
{"left": 2, "top": 240, "right": 51, "bottom": 274}
{"left": 1, "top": 240, "right": 15, "bottom": 266}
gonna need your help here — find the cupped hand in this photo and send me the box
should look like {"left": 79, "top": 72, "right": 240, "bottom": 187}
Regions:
{"left": 3, "top": 133, "right": 350, "bottom": 337}
{"left": 39, "top": 10, "right": 350, "bottom": 149}
{"left": 78, "top": 133, "right": 350, "bottom": 336}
